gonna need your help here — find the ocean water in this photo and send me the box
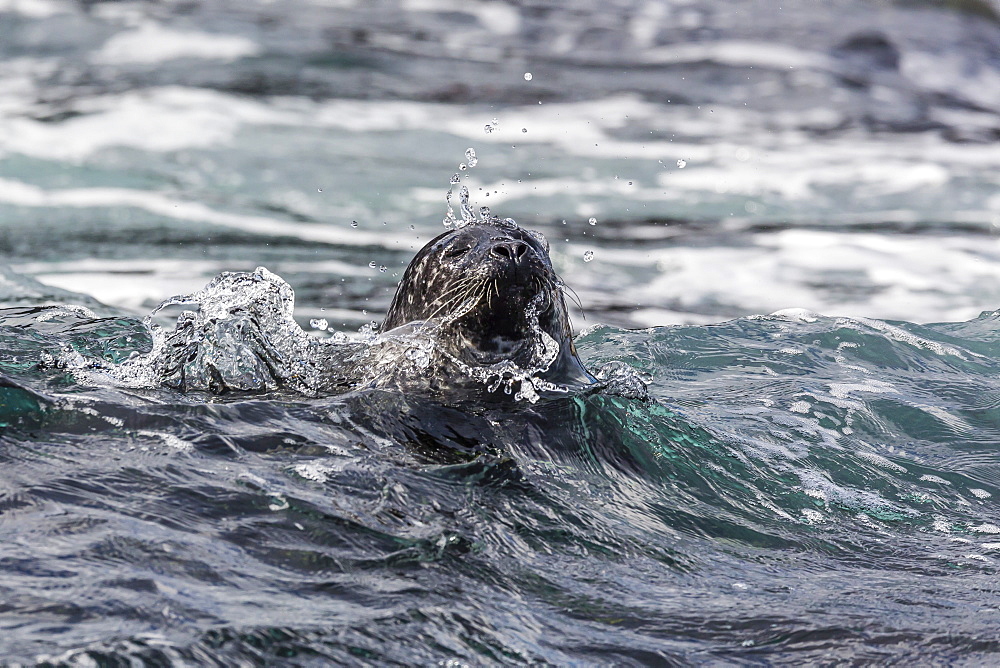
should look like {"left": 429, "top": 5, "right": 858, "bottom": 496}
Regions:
{"left": 2, "top": 0, "right": 1000, "bottom": 664}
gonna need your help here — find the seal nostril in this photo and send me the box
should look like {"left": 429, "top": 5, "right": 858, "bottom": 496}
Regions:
{"left": 492, "top": 241, "right": 530, "bottom": 262}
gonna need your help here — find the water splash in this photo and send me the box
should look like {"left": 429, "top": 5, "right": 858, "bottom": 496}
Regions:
{"left": 62, "top": 268, "right": 348, "bottom": 395}
{"left": 458, "top": 185, "right": 475, "bottom": 226}
{"left": 444, "top": 172, "right": 462, "bottom": 228}
{"left": 594, "top": 360, "right": 649, "bottom": 400}
{"left": 442, "top": 149, "right": 518, "bottom": 230}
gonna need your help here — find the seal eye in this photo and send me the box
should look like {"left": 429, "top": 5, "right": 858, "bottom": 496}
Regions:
{"left": 443, "top": 244, "right": 472, "bottom": 259}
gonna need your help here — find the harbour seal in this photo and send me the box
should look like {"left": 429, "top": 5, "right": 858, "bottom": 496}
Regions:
{"left": 381, "top": 221, "right": 595, "bottom": 394}
{"left": 105, "top": 220, "right": 596, "bottom": 399}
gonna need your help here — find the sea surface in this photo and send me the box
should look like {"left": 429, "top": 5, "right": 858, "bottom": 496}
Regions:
{"left": 2, "top": 0, "right": 1000, "bottom": 664}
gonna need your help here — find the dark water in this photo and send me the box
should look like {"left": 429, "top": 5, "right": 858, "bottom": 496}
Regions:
{"left": 2, "top": 274, "right": 999, "bottom": 664}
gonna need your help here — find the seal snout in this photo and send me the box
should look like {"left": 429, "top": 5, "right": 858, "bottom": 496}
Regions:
{"left": 489, "top": 240, "right": 530, "bottom": 262}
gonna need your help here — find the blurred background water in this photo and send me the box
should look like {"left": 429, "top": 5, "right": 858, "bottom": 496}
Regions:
{"left": 3, "top": 0, "right": 1000, "bottom": 664}
{"left": 3, "top": 0, "right": 1000, "bottom": 328}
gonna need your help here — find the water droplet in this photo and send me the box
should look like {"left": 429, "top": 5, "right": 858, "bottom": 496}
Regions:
{"left": 458, "top": 185, "right": 475, "bottom": 226}
{"left": 309, "top": 318, "right": 329, "bottom": 331}
{"left": 465, "top": 147, "right": 478, "bottom": 167}
{"left": 501, "top": 217, "right": 517, "bottom": 229}
{"left": 524, "top": 72, "right": 532, "bottom": 81}
{"left": 317, "top": 188, "right": 323, "bottom": 193}
{"left": 628, "top": 181, "right": 633, "bottom": 185}
{"left": 409, "top": 224, "right": 415, "bottom": 230}
{"left": 676, "top": 159, "right": 687, "bottom": 168}
{"left": 588, "top": 217, "right": 597, "bottom": 225}
{"left": 351, "top": 220, "right": 359, "bottom": 228}
{"left": 484, "top": 124, "right": 494, "bottom": 134}
{"left": 368, "top": 261, "right": 377, "bottom": 268}
{"left": 479, "top": 205, "right": 491, "bottom": 222}
{"left": 450, "top": 173, "right": 461, "bottom": 184}
{"left": 521, "top": 128, "right": 527, "bottom": 133}
{"left": 459, "top": 163, "right": 467, "bottom": 171}
{"left": 379, "top": 265, "right": 387, "bottom": 272}
{"left": 583, "top": 250, "right": 595, "bottom": 262}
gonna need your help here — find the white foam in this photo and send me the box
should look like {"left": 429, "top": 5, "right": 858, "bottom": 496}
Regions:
{"left": 0, "top": 178, "right": 393, "bottom": 248}
{"left": 902, "top": 50, "right": 1000, "bottom": 111}
{"left": 137, "top": 430, "right": 192, "bottom": 451}
{"left": 970, "top": 523, "right": 1000, "bottom": 534}
{"left": 789, "top": 400, "right": 811, "bottom": 414}
{"left": 0, "top": 87, "right": 294, "bottom": 161}
{"left": 856, "top": 451, "right": 906, "bottom": 473}
{"left": 565, "top": 228, "right": 1000, "bottom": 325}
{"left": 843, "top": 316, "right": 969, "bottom": 360}
{"left": 828, "top": 379, "right": 899, "bottom": 400}
{"left": 657, "top": 159, "right": 949, "bottom": 201}
{"left": 640, "top": 40, "right": 831, "bottom": 70}
{"left": 0, "top": 0, "right": 66, "bottom": 17}
{"left": 292, "top": 461, "right": 338, "bottom": 483}
{"left": 801, "top": 508, "right": 824, "bottom": 524}
{"left": 769, "top": 308, "right": 820, "bottom": 323}
{"left": 93, "top": 23, "right": 261, "bottom": 64}
{"left": 401, "top": 0, "right": 520, "bottom": 35}
{"left": 919, "top": 474, "right": 951, "bottom": 485}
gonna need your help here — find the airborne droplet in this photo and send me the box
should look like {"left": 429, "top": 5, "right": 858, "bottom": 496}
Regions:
{"left": 677, "top": 159, "right": 687, "bottom": 168}
{"left": 465, "top": 148, "right": 478, "bottom": 167}
{"left": 524, "top": 72, "right": 532, "bottom": 81}
{"left": 588, "top": 217, "right": 597, "bottom": 226}
{"left": 583, "top": 250, "right": 595, "bottom": 262}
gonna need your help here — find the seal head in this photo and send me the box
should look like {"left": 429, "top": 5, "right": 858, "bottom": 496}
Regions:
{"left": 383, "top": 223, "right": 594, "bottom": 389}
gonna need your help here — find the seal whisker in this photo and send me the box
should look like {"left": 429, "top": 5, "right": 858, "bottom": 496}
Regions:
{"left": 432, "top": 278, "right": 482, "bottom": 308}
{"left": 560, "top": 282, "right": 586, "bottom": 316}
{"left": 427, "top": 281, "right": 487, "bottom": 322}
